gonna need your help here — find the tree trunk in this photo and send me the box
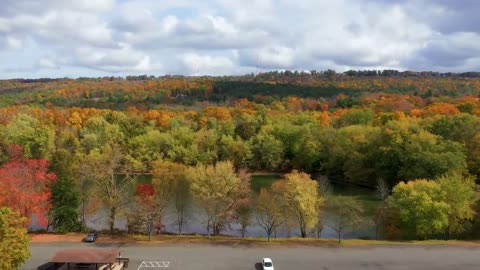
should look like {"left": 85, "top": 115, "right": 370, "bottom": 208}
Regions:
{"left": 109, "top": 207, "right": 116, "bottom": 235}
{"left": 177, "top": 209, "right": 184, "bottom": 235}
{"left": 299, "top": 218, "right": 307, "bottom": 238}
{"left": 338, "top": 232, "right": 341, "bottom": 243}
{"left": 207, "top": 220, "right": 211, "bottom": 238}
{"left": 81, "top": 200, "right": 87, "bottom": 232}
{"left": 178, "top": 218, "right": 183, "bottom": 235}
{"left": 445, "top": 223, "right": 451, "bottom": 240}
{"left": 214, "top": 223, "right": 221, "bottom": 236}
{"left": 46, "top": 216, "right": 52, "bottom": 232}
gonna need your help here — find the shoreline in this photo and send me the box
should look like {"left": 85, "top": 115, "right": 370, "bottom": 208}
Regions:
{"left": 28, "top": 233, "right": 480, "bottom": 247}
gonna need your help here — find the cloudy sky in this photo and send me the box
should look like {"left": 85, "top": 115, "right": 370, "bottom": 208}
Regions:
{"left": 0, "top": 0, "right": 479, "bottom": 78}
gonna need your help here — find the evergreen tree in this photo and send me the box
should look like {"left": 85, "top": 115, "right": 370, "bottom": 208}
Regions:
{"left": 49, "top": 149, "right": 80, "bottom": 232}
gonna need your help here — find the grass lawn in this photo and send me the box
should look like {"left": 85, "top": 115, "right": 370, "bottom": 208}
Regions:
{"left": 250, "top": 173, "right": 380, "bottom": 214}
{"left": 250, "top": 174, "right": 283, "bottom": 192}
{"left": 136, "top": 174, "right": 152, "bottom": 184}
{"left": 330, "top": 182, "right": 380, "bottom": 214}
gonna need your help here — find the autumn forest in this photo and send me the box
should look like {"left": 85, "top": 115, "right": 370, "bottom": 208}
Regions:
{"left": 1, "top": 70, "right": 480, "bottom": 242}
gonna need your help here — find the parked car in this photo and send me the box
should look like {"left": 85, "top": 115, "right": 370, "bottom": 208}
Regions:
{"left": 84, "top": 233, "right": 98, "bottom": 242}
{"left": 262, "top": 258, "right": 274, "bottom": 270}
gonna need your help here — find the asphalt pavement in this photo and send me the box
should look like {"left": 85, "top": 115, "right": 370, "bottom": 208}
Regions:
{"left": 23, "top": 242, "right": 480, "bottom": 270}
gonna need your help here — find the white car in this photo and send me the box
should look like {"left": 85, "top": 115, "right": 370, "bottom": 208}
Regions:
{"left": 262, "top": 258, "right": 274, "bottom": 270}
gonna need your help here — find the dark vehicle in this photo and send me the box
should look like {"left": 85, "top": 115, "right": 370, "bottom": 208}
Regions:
{"left": 84, "top": 233, "right": 98, "bottom": 242}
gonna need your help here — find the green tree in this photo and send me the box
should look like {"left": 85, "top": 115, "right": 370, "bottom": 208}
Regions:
{"left": 326, "top": 196, "right": 365, "bottom": 243}
{"left": 234, "top": 113, "right": 261, "bottom": 140}
{"left": 281, "top": 171, "right": 320, "bottom": 238}
{"left": 79, "top": 116, "right": 125, "bottom": 152}
{"left": 194, "top": 128, "right": 219, "bottom": 164}
{"left": 376, "top": 120, "right": 467, "bottom": 185}
{"left": 336, "top": 108, "right": 374, "bottom": 127}
{"left": 425, "top": 114, "right": 480, "bottom": 143}
{"left": 0, "top": 207, "right": 30, "bottom": 270}
{"left": 127, "top": 130, "right": 168, "bottom": 170}
{"left": 49, "top": 149, "right": 80, "bottom": 232}
{"left": 218, "top": 135, "right": 252, "bottom": 169}
{"left": 388, "top": 179, "right": 449, "bottom": 239}
{"left": 249, "top": 132, "right": 284, "bottom": 170}
{"left": 0, "top": 113, "right": 55, "bottom": 159}
{"left": 424, "top": 114, "right": 480, "bottom": 177}
{"left": 319, "top": 126, "right": 383, "bottom": 186}
{"left": 290, "top": 126, "right": 320, "bottom": 172}
{"left": 166, "top": 127, "right": 200, "bottom": 165}
{"left": 436, "top": 173, "right": 476, "bottom": 238}
{"left": 465, "top": 132, "right": 480, "bottom": 177}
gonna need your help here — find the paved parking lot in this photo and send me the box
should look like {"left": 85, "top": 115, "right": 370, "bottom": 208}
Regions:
{"left": 24, "top": 242, "right": 480, "bottom": 270}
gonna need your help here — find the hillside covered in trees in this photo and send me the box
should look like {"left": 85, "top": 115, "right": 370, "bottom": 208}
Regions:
{"left": 2, "top": 70, "right": 480, "bottom": 184}
{"left": 1, "top": 70, "right": 480, "bottom": 241}
{"left": 2, "top": 70, "right": 480, "bottom": 109}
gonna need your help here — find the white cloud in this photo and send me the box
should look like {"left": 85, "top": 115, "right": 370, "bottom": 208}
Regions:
{"left": 6, "top": 36, "right": 24, "bottom": 50}
{"left": 240, "top": 46, "right": 296, "bottom": 69}
{"left": 72, "top": 44, "right": 160, "bottom": 72}
{"left": 36, "top": 57, "right": 58, "bottom": 69}
{"left": 181, "top": 53, "right": 235, "bottom": 75}
{"left": 0, "top": 0, "right": 479, "bottom": 77}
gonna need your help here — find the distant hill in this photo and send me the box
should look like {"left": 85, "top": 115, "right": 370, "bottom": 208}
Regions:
{"left": 1, "top": 70, "right": 480, "bottom": 109}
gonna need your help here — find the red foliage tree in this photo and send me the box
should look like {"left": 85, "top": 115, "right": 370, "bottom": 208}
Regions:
{"left": 132, "top": 183, "right": 162, "bottom": 240}
{"left": 0, "top": 146, "right": 57, "bottom": 227}
{"left": 136, "top": 183, "right": 155, "bottom": 197}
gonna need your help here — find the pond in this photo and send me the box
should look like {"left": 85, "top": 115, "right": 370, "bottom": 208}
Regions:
{"left": 247, "top": 174, "right": 379, "bottom": 239}
{"left": 82, "top": 174, "right": 380, "bottom": 239}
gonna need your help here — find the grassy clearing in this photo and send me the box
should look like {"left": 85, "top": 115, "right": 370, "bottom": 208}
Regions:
{"left": 107, "top": 234, "right": 480, "bottom": 246}
{"left": 29, "top": 233, "right": 480, "bottom": 246}
{"left": 331, "top": 193, "right": 380, "bottom": 215}
{"left": 250, "top": 173, "right": 381, "bottom": 216}
{"left": 250, "top": 174, "right": 283, "bottom": 192}
{"left": 329, "top": 182, "right": 381, "bottom": 215}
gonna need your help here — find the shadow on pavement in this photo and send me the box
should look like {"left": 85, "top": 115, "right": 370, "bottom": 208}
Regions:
{"left": 255, "top": 262, "right": 263, "bottom": 270}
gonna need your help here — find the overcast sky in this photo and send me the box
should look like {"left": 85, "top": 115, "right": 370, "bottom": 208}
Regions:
{"left": 0, "top": 0, "right": 479, "bottom": 78}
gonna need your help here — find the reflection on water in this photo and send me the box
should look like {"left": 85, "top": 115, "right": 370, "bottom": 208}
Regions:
{"left": 32, "top": 176, "right": 378, "bottom": 239}
{"left": 80, "top": 202, "right": 375, "bottom": 239}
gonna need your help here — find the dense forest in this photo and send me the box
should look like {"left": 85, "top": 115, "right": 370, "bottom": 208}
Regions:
{"left": 2, "top": 70, "right": 480, "bottom": 109}
{"left": 1, "top": 70, "right": 480, "bottom": 241}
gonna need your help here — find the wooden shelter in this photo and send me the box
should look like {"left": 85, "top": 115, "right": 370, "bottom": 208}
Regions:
{"left": 48, "top": 249, "right": 128, "bottom": 270}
